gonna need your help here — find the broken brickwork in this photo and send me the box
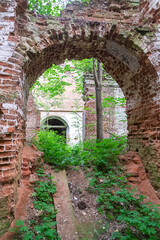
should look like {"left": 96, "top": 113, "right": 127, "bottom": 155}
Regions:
{"left": 0, "top": 0, "right": 160, "bottom": 236}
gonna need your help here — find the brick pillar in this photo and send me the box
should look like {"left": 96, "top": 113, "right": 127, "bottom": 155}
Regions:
{"left": 0, "top": 0, "right": 26, "bottom": 236}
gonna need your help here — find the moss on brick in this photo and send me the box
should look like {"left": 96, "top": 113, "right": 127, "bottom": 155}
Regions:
{"left": 0, "top": 209, "right": 8, "bottom": 220}
{"left": 0, "top": 196, "right": 8, "bottom": 210}
{"left": 0, "top": 90, "right": 19, "bottom": 103}
{"left": 0, "top": 220, "right": 11, "bottom": 237}
{"left": 0, "top": 196, "right": 11, "bottom": 236}
{"left": 149, "top": 162, "right": 158, "bottom": 173}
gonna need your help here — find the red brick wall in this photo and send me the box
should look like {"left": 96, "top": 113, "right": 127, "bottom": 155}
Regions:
{"left": 140, "top": 0, "right": 160, "bottom": 23}
{"left": 0, "top": 0, "right": 27, "bottom": 235}
{"left": 26, "top": 92, "right": 40, "bottom": 142}
{"left": 0, "top": 0, "right": 159, "bottom": 235}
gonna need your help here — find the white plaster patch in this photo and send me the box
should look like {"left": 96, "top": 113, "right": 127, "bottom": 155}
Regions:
{"left": 2, "top": 103, "right": 17, "bottom": 110}
{"left": 17, "top": 107, "right": 23, "bottom": 117}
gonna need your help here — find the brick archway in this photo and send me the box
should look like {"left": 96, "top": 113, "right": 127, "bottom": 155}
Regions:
{"left": 19, "top": 7, "right": 159, "bottom": 185}
{"left": 0, "top": 0, "right": 159, "bottom": 236}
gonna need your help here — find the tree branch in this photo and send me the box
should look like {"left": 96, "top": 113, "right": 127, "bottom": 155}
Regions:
{"left": 97, "top": 61, "right": 102, "bottom": 84}
{"left": 93, "top": 58, "right": 99, "bottom": 88}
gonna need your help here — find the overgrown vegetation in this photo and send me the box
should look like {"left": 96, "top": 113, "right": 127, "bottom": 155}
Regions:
{"left": 33, "top": 130, "right": 160, "bottom": 240}
{"left": 33, "top": 130, "right": 126, "bottom": 169}
{"left": 24, "top": 1, "right": 160, "bottom": 238}
{"left": 11, "top": 169, "right": 60, "bottom": 240}
{"left": 88, "top": 168, "right": 160, "bottom": 239}
{"left": 12, "top": 131, "right": 160, "bottom": 239}
{"left": 33, "top": 130, "right": 71, "bottom": 168}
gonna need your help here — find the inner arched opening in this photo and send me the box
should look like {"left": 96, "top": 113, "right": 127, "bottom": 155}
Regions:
{"left": 26, "top": 56, "right": 127, "bottom": 145}
{"left": 43, "top": 117, "right": 67, "bottom": 138}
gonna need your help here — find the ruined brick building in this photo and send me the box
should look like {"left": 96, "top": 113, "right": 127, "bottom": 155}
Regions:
{"left": 0, "top": 0, "right": 159, "bottom": 236}
{"left": 26, "top": 70, "right": 127, "bottom": 144}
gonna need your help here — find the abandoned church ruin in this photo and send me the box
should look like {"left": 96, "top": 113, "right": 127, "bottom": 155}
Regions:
{"left": 0, "top": 0, "right": 160, "bottom": 236}
{"left": 26, "top": 71, "right": 127, "bottom": 145}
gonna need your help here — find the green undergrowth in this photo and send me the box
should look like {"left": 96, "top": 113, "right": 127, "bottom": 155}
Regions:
{"left": 33, "top": 130, "right": 127, "bottom": 169}
{"left": 33, "top": 130, "right": 160, "bottom": 239}
{"left": 11, "top": 169, "right": 60, "bottom": 240}
{"left": 33, "top": 131, "right": 71, "bottom": 169}
{"left": 87, "top": 168, "right": 160, "bottom": 239}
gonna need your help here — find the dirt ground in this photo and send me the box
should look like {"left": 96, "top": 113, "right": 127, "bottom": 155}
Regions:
{"left": 66, "top": 166, "right": 123, "bottom": 240}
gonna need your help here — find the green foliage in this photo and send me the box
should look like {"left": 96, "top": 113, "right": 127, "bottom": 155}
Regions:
{"left": 71, "top": 59, "right": 93, "bottom": 73}
{"left": 31, "top": 63, "right": 71, "bottom": 100}
{"left": 41, "top": 131, "right": 160, "bottom": 239}
{"left": 33, "top": 130, "right": 127, "bottom": 170}
{"left": 86, "top": 154, "right": 160, "bottom": 239}
{"left": 102, "top": 96, "right": 126, "bottom": 108}
{"left": 67, "top": 136, "right": 127, "bottom": 173}
{"left": 12, "top": 131, "right": 160, "bottom": 239}
{"left": 33, "top": 130, "right": 71, "bottom": 168}
{"left": 31, "top": 59, "right": 93, "bottom": 105}
{"left": 10, "top": 220, "right": 34, "bottom": 240}
{"left": 28, "top": 0, "right": 61, "bottom": 16}
{"left": 28, "top": 0, "right": 91, "bottom": 16}
{"left": 102, "top": 96, "right": 127, "bottom": 126}
{"left": 83, "top": 136, "right": 127, "bottom": 170}
{"left": 11, "top": 169, "right": 60, "bottom": 240}
{"left": 70, "top": 58, "right": 93, "bottom": 93}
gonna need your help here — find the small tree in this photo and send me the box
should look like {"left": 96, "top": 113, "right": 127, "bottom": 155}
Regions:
{"left": 93, "top": 58, "right": 103, "bottom": 141}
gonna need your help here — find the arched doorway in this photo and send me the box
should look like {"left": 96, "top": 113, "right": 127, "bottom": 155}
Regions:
{"left": 43, "top": 116, "right": 68, "bottom": 140}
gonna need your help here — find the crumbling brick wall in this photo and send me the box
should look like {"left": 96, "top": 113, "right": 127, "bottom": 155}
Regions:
{"left": 0, "top": 0, "right": 159, "bottom": 236}
{"left": 140, "top": 0, "right": 159, "bottom": 23}
{"left": 0, "top": 0, "right": 27, "bottom": 236}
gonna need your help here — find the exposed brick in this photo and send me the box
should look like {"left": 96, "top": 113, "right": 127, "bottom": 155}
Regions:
{"left": 3, "top": 69, "right": 19, "bottom": 75}
{"left": 0, "top": 74, "right": 12, "bottom": 80}
{"left": 0, "top": 146, "right": 4, "bottom": 152}
{"left": 26, "top": 93, "right": 40, "bottom": 141}
{"left": 7, "top": 127, "right": 15, "bottom": 133}
{"left": 0, "top": 62, "right": 14, "bottom": 68}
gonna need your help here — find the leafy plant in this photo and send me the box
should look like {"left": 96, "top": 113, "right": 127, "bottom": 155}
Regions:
{"left": 102, "top": 96, "right": 126, "bottom": 108}
{"left": 67, "top": 135, "right": 160, "bottom": 239}
{"left": 33, "top": 130, "right": 71, "bottom": 168}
